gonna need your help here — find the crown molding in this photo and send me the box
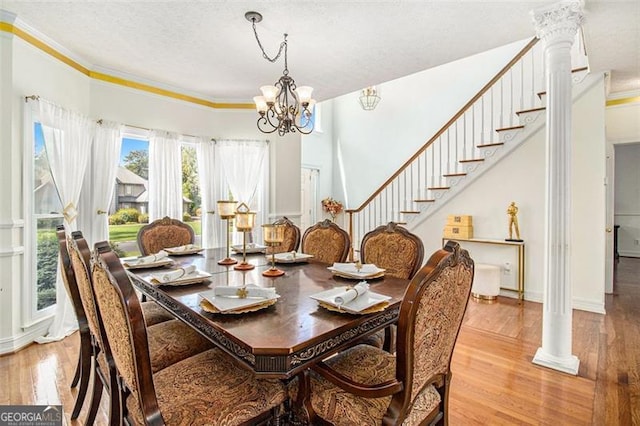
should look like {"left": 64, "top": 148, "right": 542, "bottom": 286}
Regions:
{"left": 606, "top": 94, "right": 640, "bottom": 107}
{"left": 0, "top": 11, "right": 253, "bottom": 110}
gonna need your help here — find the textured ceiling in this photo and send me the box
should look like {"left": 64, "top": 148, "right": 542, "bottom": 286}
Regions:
{"left": 1, "top": 1, "right": 638, "bottom": 103}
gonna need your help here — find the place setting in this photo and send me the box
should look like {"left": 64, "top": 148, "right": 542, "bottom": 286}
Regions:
{"left": 199, "top": 284, "right": 280, "bottom": 314}
{"left": 328, "top": 260, "right": 385, "bottom": 280}
{"left": 163, "top": 244, "right": 204, "bottom": 256}
{"left": 310, "top": 281, "right": 391, "bottom": 315}
{"left": 148, "top": 265, "right": 212, "bottom": 287}
{"left": 122, "top": 250, "right": 174, "bottom": 270}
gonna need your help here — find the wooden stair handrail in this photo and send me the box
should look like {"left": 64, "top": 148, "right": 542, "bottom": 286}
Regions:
{"left": 345, "top": 37, "right": 539, "bottom": 215}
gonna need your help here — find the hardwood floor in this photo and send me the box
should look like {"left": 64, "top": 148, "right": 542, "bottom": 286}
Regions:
{"left": 1, "top": 257, "right": 638, "bottom": 425}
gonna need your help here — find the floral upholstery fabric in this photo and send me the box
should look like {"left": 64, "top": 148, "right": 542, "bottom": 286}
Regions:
{"left": 409, "top": 261, "right": 472, "bottom": 403}
{"left": 146, "top": 319, "right": 213, "bottom": 373}
{"left": 362, "top": 232, "right": 421, "bottom": 280}
{"left": 140, "top": 301, "right": 174, "bottom": 326}
{"left": 292, "top": 344, "right": 402, "bottom": 425}
{"left": 401, "top": 386, "right": 442, "bottom": 426}
{"left": 138, "top": 219, "right": 194, "bottom": 255}
{"left": 127, "top": 349, "right": 286, "bottom": 426}
{"left": 69, "top": 246, "right": 105, "bottom": 348}
{"left": 302, "top": 227, "right": 349, "bottom": 264}
{"left": 92, "top": 264, "right": 141, "bottom": 396}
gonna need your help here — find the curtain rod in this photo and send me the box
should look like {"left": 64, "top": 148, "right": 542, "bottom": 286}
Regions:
{"left": 97, "top": 119, "right": 212, "bottom": 141}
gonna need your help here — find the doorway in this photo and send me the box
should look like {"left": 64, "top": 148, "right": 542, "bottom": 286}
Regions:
{"left": 301, "top": 167, "right": 319, "bottom": 232}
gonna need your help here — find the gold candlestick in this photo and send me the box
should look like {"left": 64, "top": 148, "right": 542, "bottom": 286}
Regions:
{"left": 217, "top": 200, "right": 238, "bottom": 265}
{"left": 262, "top": 223, "right": 285, "bottom": 277}
{"left": 234, "top": 202, "right": 256, "bottom": 271}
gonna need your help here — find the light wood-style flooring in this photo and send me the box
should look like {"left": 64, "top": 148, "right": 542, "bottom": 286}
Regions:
{"left": 1, "top": 257, "right": 638, "bottom": 425}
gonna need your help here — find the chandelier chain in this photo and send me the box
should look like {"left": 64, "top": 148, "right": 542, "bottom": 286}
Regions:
{"left": 251, "top": 20, "right": 289, "bottom": 74}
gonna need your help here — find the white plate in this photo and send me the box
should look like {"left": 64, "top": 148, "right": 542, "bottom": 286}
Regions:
{"left": 199, "top": 289, "right": 280, "bottom": 313}
{"left": 122, "top": 258, "right": 174, "bottom": 270}
{"left": 164, "top": 245, "right": 204, "bottom": 256}
{"left": 327, "top": 264, "right": 386, "bottom": 280}
{"left": 231, "top": 244, "right": 267, "bottom": 254}
{"left": 149, "top": 270, "right": 212, "bottom": 286}
{"left": 309, "top": 287, "right": 392, "bottom": 314}
{"left": 270, "top": 252, "right": 314, "bottom": 264}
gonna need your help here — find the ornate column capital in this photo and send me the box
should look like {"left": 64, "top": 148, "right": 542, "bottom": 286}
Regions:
{"left": 531, "top": 1, "right": 584, "bottom": 45}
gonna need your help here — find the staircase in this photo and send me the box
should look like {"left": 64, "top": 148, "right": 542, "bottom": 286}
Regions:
{"left": 345, "top": 36, "right": 590, "bottom": 258}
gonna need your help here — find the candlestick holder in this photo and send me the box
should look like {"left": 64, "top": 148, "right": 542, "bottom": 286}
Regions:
{"left": 262, "top": 223, "right": 285, "bottom": 277}
{"left": 234, "top": 202, "right": 256, "bottom": 271}
{"left": 217, "top": 200, "right": 238, "bottom": 265}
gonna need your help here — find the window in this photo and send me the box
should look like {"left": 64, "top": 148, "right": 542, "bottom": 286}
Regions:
{"left": 107, "top": 133, "right": 202, "bottom": 257}
{"left": 25, "top": 119, "right": 64, "bottom": 322}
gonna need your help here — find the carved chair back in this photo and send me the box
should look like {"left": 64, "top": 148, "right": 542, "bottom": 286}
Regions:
{"left": 91, "top": 244, "right": 163, "bottom": 424}
{"left": 137, "top": 216, "right": 195, "bottom": 255}
{"left": 266, "top": 216, "right": 301, "bottom": 254}
{"left": 56, "top": 226, "right": 89, "bottom": 336}
{"left": 389, "top": 241, "right": 474, "bottom": 422}
{"left": 360, "top": 222, "right": 424, "bottom": 279}
{"left": 301, "top": 219, "right": 350, "bottom": 264}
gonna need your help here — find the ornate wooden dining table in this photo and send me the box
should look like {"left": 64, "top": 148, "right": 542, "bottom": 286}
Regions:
{"left": 126, "top": 247, "right": 409, "bottom": 379}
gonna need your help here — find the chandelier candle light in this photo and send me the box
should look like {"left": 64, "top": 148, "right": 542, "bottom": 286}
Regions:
{"left": 234, "top": 202, "right": 257, "bottom": 271}
{"left": 246, "top": 11, "right": 316, "bottom": 136}
{"left": 262, "top": 223, "right": 286, "bottom": 277}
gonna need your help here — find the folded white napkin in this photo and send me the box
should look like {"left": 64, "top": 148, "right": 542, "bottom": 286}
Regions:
{"left": 125, "top": 250, "right": 168, "bottom": 266}
{"left": 166, "top": 244, "right": 197, "bottom": 252}
{"left": 332, "top": 263, "right": 379, "bottom": 274}
{"left": 150, "top": 265, "right": 197, "bottom": 284}
{"left": 214, "top": 285, "right": 277, "bottom": 299}
{"left": 334, "top": 281, "right": 370, "bottom": 306}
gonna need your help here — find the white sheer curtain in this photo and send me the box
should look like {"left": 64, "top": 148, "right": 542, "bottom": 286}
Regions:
{"left": 36, "top": 99, "right": 94, "bottom": 343}
{"left": 149, "top": 130, "right": 182, "bottom": 221}
{"left": 79, "top": 120, "right": 123, "bottom": 246}
{"left": 217, "top": 139, "right": 269, "bottom": 242}
{"left": 196, "top": 138, "right": 221, "bottom": 248}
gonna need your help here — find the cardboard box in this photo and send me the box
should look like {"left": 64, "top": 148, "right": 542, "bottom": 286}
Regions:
{"left": 447, "top": 215, "right": 473, "bottom": 226}
{"left": 443, "top": 225, "right": 474, "bottom": 239}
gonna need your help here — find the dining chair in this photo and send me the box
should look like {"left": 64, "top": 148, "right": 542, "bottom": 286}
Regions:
{"left": 358, "top": 222, "right": 425, "bottom": 350}
{"left": 266, "top": 216, "right": 301, "bottom": 254}
{"left": 293, "top": 241, "right": 474, "bottom": 425}
{"left": 55, "top": 225, "right": 91, "bottom": 421}
{"left": 91, "top": 243, "right": 288, "bottom": 426}
{"left": 137, "top": 216, "right": 195, "bottom": 256}
{"left": 301, "top": 219, "right": 350, "bottom": 264}
{"left": 360, "top": 222, "right": 424, "bottom": 280}
{"left": 68, "top": 233, "right": 213, "bottom": 425}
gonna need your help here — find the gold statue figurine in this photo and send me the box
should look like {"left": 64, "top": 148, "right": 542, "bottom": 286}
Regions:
{"left": 506, "top": 201, "right": 523, "bottom": 241}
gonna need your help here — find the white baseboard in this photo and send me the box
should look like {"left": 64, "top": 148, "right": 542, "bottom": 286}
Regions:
{"left": 498, "top": 290, "right": 605, "bottom": 314}
{"left": 0, "top": 318, "right": 52, "bottom": 355}
{"left": 619, "top": 250, "right": 640, "bottom": 258}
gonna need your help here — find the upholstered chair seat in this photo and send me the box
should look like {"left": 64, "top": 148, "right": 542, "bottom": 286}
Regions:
{"left": 140, "top": 300, "right": 175, "bottom": 326}
{"left": 137, "top": 216, "right": 195, "bottom": 255}
{"left": 146, "top": 319, "right": 214, "bottom": 373}
{"left": 126, "top": 349, "right": 286, "bottom": 425}
{"left": 301, "top": 219, "right": 350, "bottom": 264}
{"left": 294, "top": 242, "right": 473, "bottom": 425}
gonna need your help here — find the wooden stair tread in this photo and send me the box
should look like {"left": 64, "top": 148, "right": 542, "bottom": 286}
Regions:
{"left": 443, "top": 172, "right": 467, "bottom": 177}
{"left": 477, "top": 142, "right": 504, "bottom": 148}
{"left": 496, "top": 125, "right": 525, "bottom": 132}
{"left": 459, "top": 158, "right": 484, "bottom": 163}
{"left": 537, "top": 91, "right": 546, "bottom": 100}
{"left": 515, "top": 107, "right": 546, "bottom": 115}
{"left": 414, "top": 199, "right": 435, "bottom": 203}
{"left": 400, "top": 210, "right": 420, "bottom": 214}
{"left": 427, "top": 186, "right": 450, "bottom": 190}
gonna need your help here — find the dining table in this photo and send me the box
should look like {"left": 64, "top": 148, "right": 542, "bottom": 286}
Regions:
{"left": 125, "top": 247, "right": 410, "bottom": 380}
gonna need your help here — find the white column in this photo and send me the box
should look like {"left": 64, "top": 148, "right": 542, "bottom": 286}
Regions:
{"left": 531, "top": 1, "right": 583, "bottom": 375}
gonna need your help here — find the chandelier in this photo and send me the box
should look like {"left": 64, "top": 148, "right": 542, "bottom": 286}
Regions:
{"left": 359, "top": 86, "right": 381, "bottom": 111}
{"left": 246, "top": 11, "right": 316, "bottom": 136}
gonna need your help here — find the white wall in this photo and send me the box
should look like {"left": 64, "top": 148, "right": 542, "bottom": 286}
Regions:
{"left": 331, "top": 38, "right": 530, "bottom": 208}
